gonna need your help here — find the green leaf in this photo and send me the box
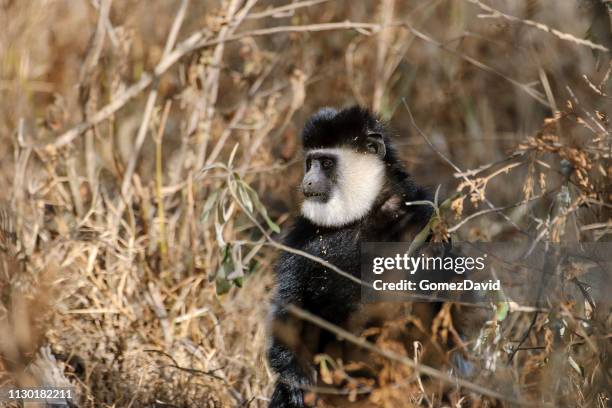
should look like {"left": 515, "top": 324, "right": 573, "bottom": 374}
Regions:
{"left": 215, "top": 276, "right": 232, "bottom": 295}
{"left": 406, "top": 214, "right": 436, "bottom": 256}
{"left": 256, "top": 200, "right": 280, "bottom": 233}
{"left": 437, "top": 192, "right": 460, "bottom": 212}
{"left": 215, "top": 245, "right": 233, "bottom": 295}
{"left": 220, "top": 190, "right": 232, "bottom": 222}
{"left": 240, "top": 180, "right": 280, "bottom": 233}
{"left": 215, "top": 245, "right": 246, "bottom": 293}
{"left": 238, "top": 183, "right": 254, "bottom": 214}
{"left": 214, "top": 207, "right": 226, "bottom": 248}
{"left": 227, "top": 244, "right": 244, "bottom": 280}
{"left": 495, "top": 301, "right": 509, "bottom": 322}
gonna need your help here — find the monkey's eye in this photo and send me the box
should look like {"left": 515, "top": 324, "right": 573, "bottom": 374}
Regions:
{"left": 322, "top": 159, "right": 334, "bottom": 169}
{"left": 366, "top": 142, "right": 378, "bottom": 154}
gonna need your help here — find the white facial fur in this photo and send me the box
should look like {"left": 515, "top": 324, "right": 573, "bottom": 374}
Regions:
{"left": 301, "top": 147, "right": 385, "bottom": 227}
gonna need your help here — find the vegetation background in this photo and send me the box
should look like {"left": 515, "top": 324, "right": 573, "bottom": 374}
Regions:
{"left": 0, "top": 0, "right": 610, "bottom": 406}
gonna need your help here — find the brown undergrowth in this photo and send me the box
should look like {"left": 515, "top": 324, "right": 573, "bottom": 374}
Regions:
{"left": 0, "top": 1, "right": 610, "bottom": 407}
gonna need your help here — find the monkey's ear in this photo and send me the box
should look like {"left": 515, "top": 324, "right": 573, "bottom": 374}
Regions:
{"left": 366, "top": 132, "right": 386, "bottom": 159}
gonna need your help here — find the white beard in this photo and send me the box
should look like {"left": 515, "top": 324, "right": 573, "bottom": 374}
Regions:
{"left": 301, "top": 148, "right": 385, "bottom": 227}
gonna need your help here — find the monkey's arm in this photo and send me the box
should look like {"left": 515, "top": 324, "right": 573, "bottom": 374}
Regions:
{"left": 267, "top": 249, "right": 317, "bottom": 408}
{"left": 267, "top": 302, "right": 314, "bottom": 408}
{"left": 268, "top": 309, "right": 311, "bottom": 408}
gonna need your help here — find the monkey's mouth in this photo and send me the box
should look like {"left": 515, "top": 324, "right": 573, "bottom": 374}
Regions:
{"left": 303, "top": 191, "right": 329, "bottom": 202}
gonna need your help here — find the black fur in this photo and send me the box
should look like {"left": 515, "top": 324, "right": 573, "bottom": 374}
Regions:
{"left": 267, "top": 106, "right": 433, "bottom": 407}
{"left": 302, "top": 106, "right": 386, "bottom": 150}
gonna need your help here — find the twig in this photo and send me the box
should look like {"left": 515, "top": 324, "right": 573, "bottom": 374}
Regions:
{"left": 162, "top": 0, "right": 190, "bottom": 57}
{"left": 447, "top": 189, "right": 556, "bottom": 233}
{"left": 508, "top": 245, "right": 565, "bottom": 363}
{"left": 396, "top": 23, "right": 549, "bottom": 107}
{"left": 467, "top": 0, "right": 610, "bottom": 53}
{"left": 144, "top": 349, "right": 226, "bottom": 381}
{"left": 119, "top": 86, "right": 158, "bottom": 199}
{"left": 580, "top": 221, "right": 612, "bottom": 232}
{"left": 454, "top": 152, "right": 525, "bottom": 178}
{"left": 194, "top": 21, "right": 380, "bottom": 45}
{"left": 81, "top": 0, "right": 112, "bottom": 79}
{"left": 507, "top": 312, "right": 539, "bottom": 363}
{"left": 245, "top": 0, "right": 331, "bottom": 20}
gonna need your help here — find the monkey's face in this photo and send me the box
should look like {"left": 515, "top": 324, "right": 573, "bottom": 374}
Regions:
{"left": 302, "top": 153, "right": 336, "bottom": 203}
{"left": 301, "top": 134, "right": 386, "bottom": 228}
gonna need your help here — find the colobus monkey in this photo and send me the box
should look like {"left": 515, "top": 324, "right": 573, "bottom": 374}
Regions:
{"left": 267, "top": 106, "right": 437, "bottom": 407}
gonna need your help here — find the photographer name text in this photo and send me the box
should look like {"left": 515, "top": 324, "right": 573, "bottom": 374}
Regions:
{"left": 372, "top": 279, "right": 501, "bottom": 291}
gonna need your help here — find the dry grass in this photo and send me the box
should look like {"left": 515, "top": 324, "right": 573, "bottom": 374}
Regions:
{"left": 0, "top": 0, "right": 610, "bottom": 407}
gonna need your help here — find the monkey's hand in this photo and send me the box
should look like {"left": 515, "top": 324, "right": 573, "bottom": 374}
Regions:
{"left": 268, "top": 341, "right": 312, "bottom": 408}
{"left": 269, "top": 381, "right": 306, "bottom": 408}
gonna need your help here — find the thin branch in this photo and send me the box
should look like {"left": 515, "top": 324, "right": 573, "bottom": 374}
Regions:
{"left": 467, "top": 0, "right": 610, "bottom": 53}
{"left": 447, "top": 190, "right": 554, "bottom": 233}
{"left": 397, "top": 22, "right": 549, "bottom": 107}
{"left": 144, "top": 349, "right": 226, "bottom": 381}
{"left": 120, "top": 86, "right": 158, "bottom": 198}
{"left": 245, "top": 0, "right": 331, "bottom": 20}
{"left": 507, "top": 312, "right": 539, "bottom": 363}
{"left": 162, "top": 0, "right": 191, "bottom": 58}
{"left": 192, "top": 21, "right": 380, "bottom": 49}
